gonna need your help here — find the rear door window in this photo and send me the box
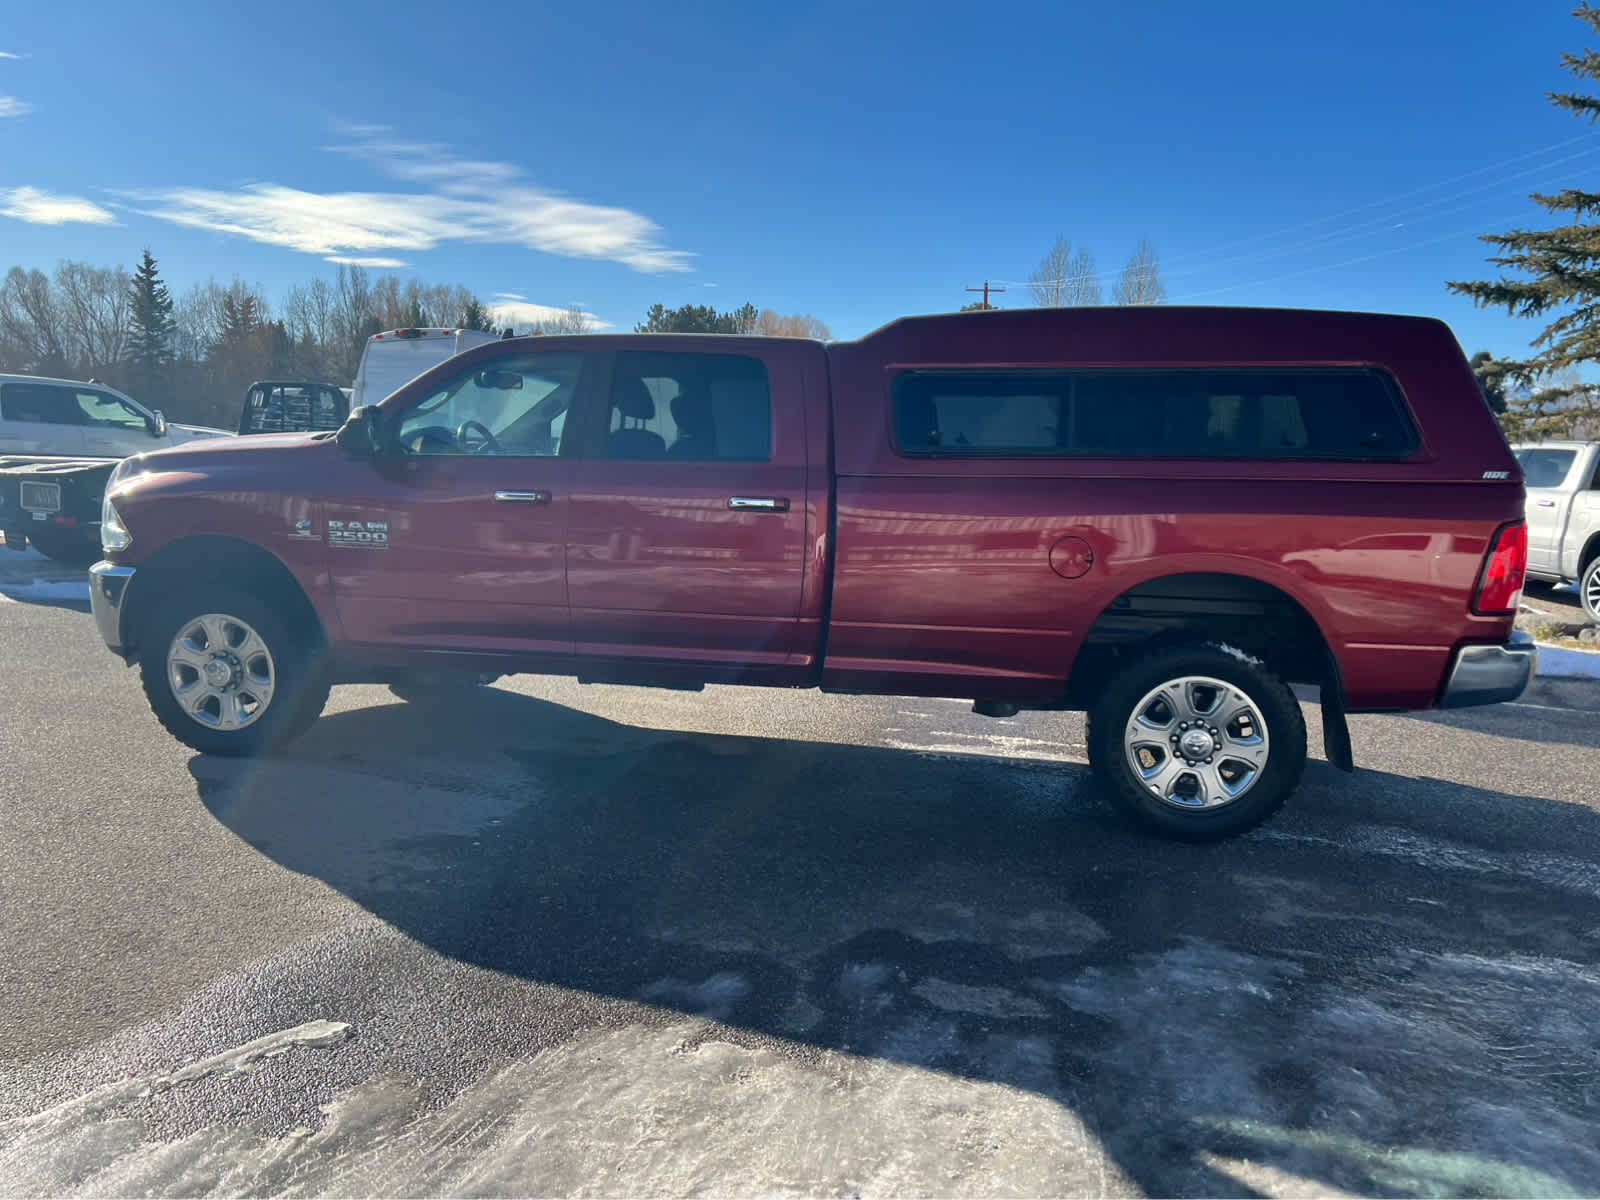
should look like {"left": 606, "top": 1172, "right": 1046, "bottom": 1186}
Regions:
{"left": 605, "top": 352, "right": 772, "bottom": 461}
{"left": 1515, "top": 447, "right": 1579, "bottom": 489}
{"left": 0, "top": 382, "right": 85, "bottom": 426}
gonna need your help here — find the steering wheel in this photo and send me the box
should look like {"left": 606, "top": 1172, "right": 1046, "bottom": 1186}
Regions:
{"left": 455, "top": 420, "right": 502, "bottom": 454}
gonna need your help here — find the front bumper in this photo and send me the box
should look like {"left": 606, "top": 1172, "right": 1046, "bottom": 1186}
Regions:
{"left": 89, "top": 562, "right": 136, "bottom": 658}
{"left": 1439, "top": 631, "right": 1536, "bottom": 709}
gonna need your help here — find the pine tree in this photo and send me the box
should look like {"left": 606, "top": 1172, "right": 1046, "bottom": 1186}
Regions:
{"left": 126, "top": 248, "right": 175, "bottom": 401}
{"left": 461, "top": 296, "right": 496, "bottom": 332}
{"left": 1448, "top": 3, "right": 1600, "bottom": 438}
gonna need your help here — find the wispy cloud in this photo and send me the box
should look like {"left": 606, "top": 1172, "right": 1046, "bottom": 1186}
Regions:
{"left": 125, "top": 126, "right": 692, "bottom": 274}
{"left": 0, "top": 96, "right": 34, "bottom": 118}
{"left": 0, "top": 52, "right": 24, "bottom": 60}
{"left": 490, "top": 298, "right": 610, "bottom": 331}
{"left": 0, "top": 186, "right": 116, "bottom": 226}
{"left": 326, "top": 254, "right": 410, "bottom": 268}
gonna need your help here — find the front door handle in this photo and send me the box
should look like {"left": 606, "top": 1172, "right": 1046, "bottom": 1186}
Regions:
{"left": 728, "top": 496, "right": 790, "bottom": 512}
{"left": 1536, "top": 499, "right": 1557, "bottom": 507}
{"left": 494, "top": 490, "right": 552, "bottom": 505}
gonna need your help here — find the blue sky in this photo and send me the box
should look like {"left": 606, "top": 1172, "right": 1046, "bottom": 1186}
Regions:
{"left": 0, "top": 1, "right": 1594, "bottom": 357}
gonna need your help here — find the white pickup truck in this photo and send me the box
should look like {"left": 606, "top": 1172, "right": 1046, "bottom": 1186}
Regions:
{"left": 1515, "top": 440, "right": 1600, "bottom": 620}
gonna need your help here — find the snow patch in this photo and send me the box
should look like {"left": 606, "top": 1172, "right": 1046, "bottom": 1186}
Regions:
{"left": 0, "top": 578, "right": 91, "bottom": 603}
{"left": 1536, "top": 643, "right": 1600, "bottom": 679}
{"left": 1213, "top": 642, "right": 1265, "bottom": 667}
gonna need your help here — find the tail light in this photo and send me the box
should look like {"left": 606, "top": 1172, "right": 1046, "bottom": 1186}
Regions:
{"left": 1472, "top": 520, "right": 1527, "bottom": 614}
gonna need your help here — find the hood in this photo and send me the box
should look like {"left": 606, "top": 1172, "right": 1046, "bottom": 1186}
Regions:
{"left": 129, "top": 430, "right": 336, "bottom": 475}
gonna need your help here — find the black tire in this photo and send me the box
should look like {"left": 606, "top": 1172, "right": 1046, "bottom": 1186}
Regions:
{"left": 1086, "top": 643, "right": 1307, "bottom": 841}
{"left": 387, "top": 671, "right": 499, "bottom": 704}
{"left": 1580, "top": 558, "right": 1600, "bottom": 626}
{"left": 26, "top": 529, "right": 101, "bottom": 568}
{"left": 138, "top": 584, "right": 330, "bottom": 756}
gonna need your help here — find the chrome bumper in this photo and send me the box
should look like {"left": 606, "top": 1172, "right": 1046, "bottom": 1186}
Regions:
{"left": 89, "top": 561, "right": 136, "bottom": 658}
{"left": 1439, "top": 630, "right": 1537, "bottom": 709}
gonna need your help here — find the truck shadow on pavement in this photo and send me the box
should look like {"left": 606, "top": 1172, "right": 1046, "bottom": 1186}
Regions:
{"left": 190, "top": 687, "right": 1600, "bottom": 1198}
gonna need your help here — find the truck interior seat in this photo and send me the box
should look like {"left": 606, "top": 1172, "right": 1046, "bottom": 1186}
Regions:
{"left": 608, "top": 378, "right": 667, "bottom": 458}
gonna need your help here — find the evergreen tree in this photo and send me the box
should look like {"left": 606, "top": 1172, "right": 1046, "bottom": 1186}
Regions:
{"left": 460, "top": 296, "right": 496, "bottom": 332}
{"left": 1468, "top": 350, "right": 1508, "bottom": 414}
{"left": 126, "top": 248, "right": 175, "bottom": 400}
{"left": 634, "top": 302, "right": 758, "bottom": 333}
{"left": 1449, "top": 3, "right": 1600, "bottom": 438}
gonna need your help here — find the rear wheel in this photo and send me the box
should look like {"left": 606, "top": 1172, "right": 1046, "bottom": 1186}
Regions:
{"left": 1086, "top": 643, "right": 1307, "bottom": 840}
{"left": 138, "top": 585, "right": 329, "bottom": 755}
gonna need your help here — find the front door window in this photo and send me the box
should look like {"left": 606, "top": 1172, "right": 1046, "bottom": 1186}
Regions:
{"left": 396, "top": 354, "right": 581, "bottom": 458}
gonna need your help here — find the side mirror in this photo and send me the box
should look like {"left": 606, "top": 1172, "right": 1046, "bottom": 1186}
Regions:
{"left": 336, "top": 405, "right": 382, "bottom": 458}
{"left": 147, "top": 410, "right": 168, "bottom": 438}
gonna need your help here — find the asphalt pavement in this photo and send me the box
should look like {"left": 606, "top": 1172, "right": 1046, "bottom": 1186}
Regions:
{"left": 3, "top": 555, "right": 1600, "bottom": 1197}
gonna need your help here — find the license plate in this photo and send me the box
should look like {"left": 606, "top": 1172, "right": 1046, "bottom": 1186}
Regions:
{"left": 20, "top": 481, "right": 60, "bottom": 512}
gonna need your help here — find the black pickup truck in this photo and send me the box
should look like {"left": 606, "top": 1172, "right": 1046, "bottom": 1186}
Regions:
{"left": 0, "top": 455, "right": 120, "bottom": 566}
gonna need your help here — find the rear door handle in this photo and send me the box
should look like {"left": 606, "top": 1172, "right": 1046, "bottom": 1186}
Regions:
{"left": 494, "top": 490, "right": 552, "bottom": 505}
{"left": 728, "top": 496, "right": 790, "bottom": 512}
{"left": 1536, "top": 500, "right": 1557, "bottom": 507}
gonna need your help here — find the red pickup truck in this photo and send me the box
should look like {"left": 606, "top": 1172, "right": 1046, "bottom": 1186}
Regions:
{"left": 89, "top": 306, "right": 1532, "bottom": 839}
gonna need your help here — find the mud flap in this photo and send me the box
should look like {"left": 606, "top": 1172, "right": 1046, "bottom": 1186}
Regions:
{"left": 1320, "top": 680, "right": 1355, "bottom": 772}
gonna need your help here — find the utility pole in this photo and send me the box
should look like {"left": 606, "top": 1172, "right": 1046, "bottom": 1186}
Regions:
{"left": 965, "top": 281, "right": 1006, "bottom": 310}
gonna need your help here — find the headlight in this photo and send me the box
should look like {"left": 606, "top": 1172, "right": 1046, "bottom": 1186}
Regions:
{"left": 101, "top": 492, "right": 132, "bottom": 552}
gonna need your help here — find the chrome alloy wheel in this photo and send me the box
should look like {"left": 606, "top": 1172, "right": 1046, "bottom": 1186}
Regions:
{"left": 1122, "top": 674, "right": 1270, "bottom": 810}
{"left": 166, "top": 613, "right": 277, "bottom": 731}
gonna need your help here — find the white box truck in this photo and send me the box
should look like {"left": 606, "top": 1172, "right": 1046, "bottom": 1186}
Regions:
{"left": 350, "top": 328, "right": 502, "bottom": 410}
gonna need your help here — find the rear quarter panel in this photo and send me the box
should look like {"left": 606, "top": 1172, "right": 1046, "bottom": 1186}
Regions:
{"left": 822, "top": 308, "right": 1523, "bottom": 710}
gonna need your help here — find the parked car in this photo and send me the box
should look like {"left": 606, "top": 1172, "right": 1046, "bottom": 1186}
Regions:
{"left": 0, "top": 374, "right": 229, "bottom": 459}
{"left": 1511, "top": 440, "right": 1600, "bottom": 621}
{"left": 88, "top": 306, "right": 1532, "bottom": 840}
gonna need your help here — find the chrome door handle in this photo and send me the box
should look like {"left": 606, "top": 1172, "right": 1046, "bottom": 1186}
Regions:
{"left": 494, "top": 490, "right": 552, "bottom": 504}
{"left": 1536, "top": 500, "right": 1557, "bottom": 507}
{"left": 728, "top": 496, "right": 789, "bottom": 512}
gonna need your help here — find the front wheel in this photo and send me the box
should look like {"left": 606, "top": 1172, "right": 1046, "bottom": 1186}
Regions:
{"left": 1086, "top": 643, "right": 1307, "bottom": 841}
{"left": 1580, "top": 558, "right": 1600, "bottom": 625}
{"left": 138, "top": 585, "right": 329, "bottom": 756}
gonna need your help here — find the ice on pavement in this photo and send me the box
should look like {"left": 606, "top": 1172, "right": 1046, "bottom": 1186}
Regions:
{"left": 0, "top": 1021, "right": 1108, "bottom": 1198}
{"left": 5, "top": 1020, "right": 351, "bottom": 1131}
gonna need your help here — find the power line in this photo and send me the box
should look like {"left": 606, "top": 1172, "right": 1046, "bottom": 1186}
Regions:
{"left": 992, "top": 134, "right": 1600, "bottom": 293}
{"left": 1165, "top": 209, "right": 1536, "bottom": 303}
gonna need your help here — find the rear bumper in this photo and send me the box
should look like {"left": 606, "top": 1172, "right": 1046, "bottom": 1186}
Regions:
{"left": 89, "top": 562, "right": 136, "bottom": 658}
{"left": 1438, "top": 631, "right": 1536, "bottom": 709}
